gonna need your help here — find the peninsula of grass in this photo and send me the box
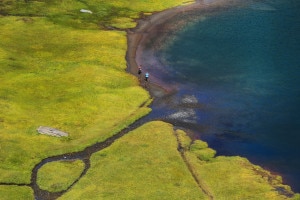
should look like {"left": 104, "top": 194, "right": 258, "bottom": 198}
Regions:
{"left": 176, "top": 130, "right": 300, "bottom": 200}
{"left": 37, "top": 160, "right": 85, "bottom": 192}
{"left": 58, "top": 122, "right": 298, "bottom": 199}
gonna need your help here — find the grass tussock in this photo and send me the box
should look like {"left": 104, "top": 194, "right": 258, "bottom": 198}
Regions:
{"left": 37, "top": 160, "right": 85, "bottom": 192}
{"left": 0, "top": 185, "right": 34, "bottom": 200}
{"left": 58, "top": 121, "right": 207, "bottom": 200}
{"left": 190, "top": 140, "right": 216, "bottom": 161}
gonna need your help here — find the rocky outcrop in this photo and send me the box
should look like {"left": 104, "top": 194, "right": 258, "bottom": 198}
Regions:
{"left": 37, "top": 126, "right": 68, "bottom": 137}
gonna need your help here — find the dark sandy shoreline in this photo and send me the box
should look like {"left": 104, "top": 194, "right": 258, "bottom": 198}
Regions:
{"left": 126, "top": 0, "right": 244, "bottom": 97}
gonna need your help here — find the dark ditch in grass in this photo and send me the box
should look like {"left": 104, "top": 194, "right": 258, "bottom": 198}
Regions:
{"left": 29, "top": 91, "right": 198, "bottom": 200}
{"left": 30, "top": 112, "right": 152, "bottom": 200}
{"left": 175, "top": 130, "right": 214, "bottom": 200}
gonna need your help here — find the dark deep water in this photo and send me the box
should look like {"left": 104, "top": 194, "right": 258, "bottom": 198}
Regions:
{"left": 140, "top": 0, "right": 300, "bottom": 192}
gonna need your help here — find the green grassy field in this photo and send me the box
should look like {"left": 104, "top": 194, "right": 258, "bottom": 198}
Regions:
{"left": 58, "top": 121, "right": 208, "bottom": 199}
{"left": 0, "top": 0, "right": 191, "bottom": 193}
{"left": 0, "top": 15, "right": 151, "bottom": 184}
{"left": 36, "top": 122, "right": 296, "bottom": 199}
{"left": 0, "top": 0, "right": 299, "bottom": 199}
{"left": 37, "top": 160, "right": 85, "bottom": 192}
{"left": 0, "top": 185, "right": 33, "bottom": 200}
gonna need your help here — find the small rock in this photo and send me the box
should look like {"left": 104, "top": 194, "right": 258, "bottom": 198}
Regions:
{"left": 80, "top": 9, "right": 93, "bottom": 14}
{"left": 37, "top": 126, "right": 68, "bottom": 137}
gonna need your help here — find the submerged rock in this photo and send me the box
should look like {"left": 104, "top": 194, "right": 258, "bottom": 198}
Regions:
{"left": 37, "top": 126, "right": 68, "bottom": 137}
{"left": 181, "top": 95, "right": 198, "bottom": 104}
{"left": 167, "top": 108, "right": 197, "bottom": 123}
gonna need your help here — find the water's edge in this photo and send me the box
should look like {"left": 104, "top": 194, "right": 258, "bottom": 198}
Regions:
{"left": 126, "top": 0, "right": 245, "bottom": 96}
{"left": 126, "top": 0, "right": 299, "bottom": 193}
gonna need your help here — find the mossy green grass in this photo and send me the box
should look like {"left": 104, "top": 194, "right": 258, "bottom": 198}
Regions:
{"left": 37, "top": 160, "right": 85, "bottom": 192}
{"left": 0, "top": 16, "right": 151, "bottom": 184}
{"left": 58, "top": 121, "right": 207, "bottom": 199}
{"left": 56, "top": 122, "right": 299, "bottom": 199}
{"left": 1, "top": 0, "right": 299, "bottom": 199}
{"left": 0, "top": 185, "right": 34, "bottom": 200}
{"left": 0, "top": 0, "right": 193, "bottom": 195}
{"left": 1, "top": 0, "right": 192, "bottom": 29}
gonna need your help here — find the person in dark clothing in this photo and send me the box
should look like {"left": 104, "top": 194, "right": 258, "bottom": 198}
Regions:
{"left": 138, "top": 66, "right": 142, "bottom": 75}
{"left": 137, "top": 66, "right": 142, "bottom": 81}
{"left": 145, "top": 72, "right": 149, "bottom": 82}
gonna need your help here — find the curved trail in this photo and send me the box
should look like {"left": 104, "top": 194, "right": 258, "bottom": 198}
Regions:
{"left": 31, "top": 113, "right": 151, "bottom": 200}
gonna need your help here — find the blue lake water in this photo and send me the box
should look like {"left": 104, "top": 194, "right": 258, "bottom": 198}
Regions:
{"left": 141, "top": 0, "right": 300, "bottom": 192}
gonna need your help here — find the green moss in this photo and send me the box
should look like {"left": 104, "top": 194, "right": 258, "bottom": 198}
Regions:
{"left": 190, "top": 140, "right": 216, "bottom": 161}
{"left": 192, "top": 148, "right": 216, "bottom": 162}
{"left": 37, "top": 160, "right": 85, "bottom": 192}
{"left": 190, "top": 140, "right": 208, "bottom": 150}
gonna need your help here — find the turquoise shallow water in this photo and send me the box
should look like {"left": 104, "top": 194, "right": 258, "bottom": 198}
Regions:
{"left": 141, "top": 0, "right": 300, "bottom": 192}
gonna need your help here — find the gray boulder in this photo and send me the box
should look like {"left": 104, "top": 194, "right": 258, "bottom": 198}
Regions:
{"left": 37, "top": 126, "right": 68, "bottom": 137}
{"left": 80, "top": 9, "right": 93, "bottom": 14}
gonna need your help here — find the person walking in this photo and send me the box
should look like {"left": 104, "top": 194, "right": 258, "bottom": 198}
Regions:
{"left": 138, "top": 66, "right": 142, "bottom": 75}
{"left": 145, "top": 72, "right": 149, "bottom": 82}
{"left": 144, "top": 72, "right": 149, "bottom": 87}
{"left": 137, "top": 66, "right": 142, "bottom": 80}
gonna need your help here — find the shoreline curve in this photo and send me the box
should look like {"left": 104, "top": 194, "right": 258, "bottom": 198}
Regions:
{"left": 124, "top": 0, "right": 299, "bottom": 195}
{"left": 126, "top": 0, "right": 243, "bottom": 97}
